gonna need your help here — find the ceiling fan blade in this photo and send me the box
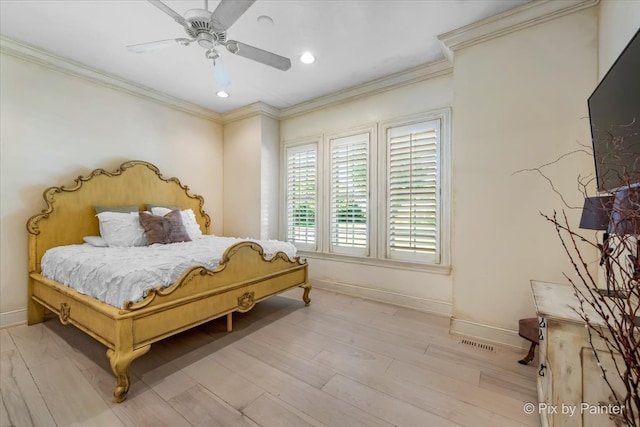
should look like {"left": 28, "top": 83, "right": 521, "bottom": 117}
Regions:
{"left": 211, "top": 0, "right": 255, "bottom": 30}
{"left": 226, "top": 40, "right": 291, "bottom": 71}
{"left": 127, "top": 38, "right": 189, "bottom": 53}
{"left": 148, "top": 0, "right": 189, "bottom": 28}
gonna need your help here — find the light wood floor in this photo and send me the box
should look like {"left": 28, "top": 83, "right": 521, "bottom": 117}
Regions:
{"left": 1, "top": 288, "right": 541, "bottom": 427}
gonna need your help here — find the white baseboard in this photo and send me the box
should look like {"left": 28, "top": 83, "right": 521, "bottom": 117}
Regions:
{"left": 0, "top": 308, "right": 27, "bottom": 329}
{"left": 311, "top": 278, "right": 452, "bottom": 317}
{"left": 450, "top": 317, "right": 527, "bottom": 350}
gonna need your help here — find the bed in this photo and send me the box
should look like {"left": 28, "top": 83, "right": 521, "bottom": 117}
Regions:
{"left": 26, "top": 160, "right": 310, "bottom": 402}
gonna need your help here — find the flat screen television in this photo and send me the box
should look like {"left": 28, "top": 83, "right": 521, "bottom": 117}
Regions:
{"left": 588, "top": 28, "right": 640, "bottom": 192}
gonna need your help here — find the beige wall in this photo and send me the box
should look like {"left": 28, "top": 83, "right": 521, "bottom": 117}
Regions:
{"left": 260, "top": 115, "right": 280, "bottom": 240}
{"left": 0, "top": 53, "right": 224, "bottom": 327}
{"left": 598, "top": 0, "right": 640, "bottom": 78}
{"left": 450, "top": 8, "right": 598, "bottom": 345}
{"left": 222, "top": 114, "right": 280, "bottom": 240}
{"left": 223, "top": 115, "right": 262, "bottom": 238}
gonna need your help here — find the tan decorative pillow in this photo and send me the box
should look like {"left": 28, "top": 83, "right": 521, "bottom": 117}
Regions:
{"left": 138, "top": 209, "right": 191, "bottom": 245}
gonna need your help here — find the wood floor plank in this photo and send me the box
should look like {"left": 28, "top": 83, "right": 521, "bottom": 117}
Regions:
{"left": 294, "top": 302, "right": 464, "bottom": 357}
{"left": 235, "top": 337, "right": 335, "bottom": 389}
{"left": 139, "top": 361, "right": 198, "bottom": 401}
{"left": 392, "top": 306, "right": 451, "bottom": 329}
{"left": 0, "top": 394, "right": 12, "bottom": 427}
{"left": 0, "top": 329, "right": 15, "bottom": 353}
{"left": 43, "top": 320, "right": 108, "bottom": 372}
{"left": 181, "top": 353, "right": 265, "bottom": 411}
{"left": 30, "top": 357, "right": 124, "bottom": 426}
{"left": 479, "top": 370, "right": 538, "bottom": 402}
{"left": 295, "top": 311, "right": 481, "bottom": 384}
{"left": 0, "top": 349, "right": 55, "bottom": 427}
{"left": 108, "top": 387, "right": 192, "bottom": 427}
{"left": 386, "top": 359, "right": 540, "bottom": 426}
{"left": 294, "top": 311, "right": 428, "bottom": 355}
{"left": 318, "top": 306, "right": 487, "bottom": 354}
{"left": 8, "top": 324, "right": 66, "bottom": 369}
{"left": 426, "top": 342, "right": 538, "bottom": 377}
{"left": 242, "top": 393, "right": 325, "bottom": 427}
{"left": 322, "top": 374, "right": 461, "bottom": 427}
{"left": 326, "top": 356, "right": 533, "bottom": 427}
{"left": 345, "top": 298, "right": 400, "bottom": 316}
{"left": 210, "top": 346, "right": 393, "bottom": 427}
{"left": 310, "top": 337, "right": 530, "bottom": 426}
{"left": 168, "top": 385, "right": 259, "bottom": 427}
{"left": 312, "top": 344, "right": 394, "bottom": 376}
{"left": 245, "top": 321, "right": 327, "bottom": 361}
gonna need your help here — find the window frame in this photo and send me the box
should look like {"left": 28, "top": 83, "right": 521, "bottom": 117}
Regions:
{"left": 280, "top": 109, "right": 450, "bottom": 270}
{"left": 281, "top": 137, "right": 322, "bottom": 252}
{"left": 378, "top": 108, "right": 451, "bottom": 266}
{"left": 325, "top": 129, "right": 375, "bottom": 257}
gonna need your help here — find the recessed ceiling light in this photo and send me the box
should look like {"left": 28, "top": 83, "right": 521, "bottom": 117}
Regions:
{"left": 257, "top": 15, "right": 273, "bottom": 25}
{"left": 216, "top": 91, "right": 229, "bottom": 98}
{"left": 300, "top": 52, "right": 315, "bottom": 64}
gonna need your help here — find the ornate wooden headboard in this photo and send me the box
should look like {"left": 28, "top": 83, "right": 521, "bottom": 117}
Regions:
{"left": 26, "top": 161, "right": 211, "bottom": 273}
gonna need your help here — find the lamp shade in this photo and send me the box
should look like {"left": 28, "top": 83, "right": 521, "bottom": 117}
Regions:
{"left": 579, "top": 195, "right": 614, "bottom": 230}
{"left": 608, "top": 187, "right": 640, "bottom": 236}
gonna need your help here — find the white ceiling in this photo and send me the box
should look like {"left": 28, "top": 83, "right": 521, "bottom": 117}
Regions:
{"left": 0, "top": 0, "right": 530, "bottom": 113}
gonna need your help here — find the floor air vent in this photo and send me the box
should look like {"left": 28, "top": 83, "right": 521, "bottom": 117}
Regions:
{"left": 459, "top": 339, "right": 495, "bottom": 352}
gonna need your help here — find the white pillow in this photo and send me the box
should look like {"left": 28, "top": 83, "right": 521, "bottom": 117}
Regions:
{"left": 83, "top": 236, "right": 107, "bottom": 247}
{"left": 96, "top": 211, "right": 147, "bottom": 247}
{"left": 151, "top": 207, "right": 203, "bottom": 240}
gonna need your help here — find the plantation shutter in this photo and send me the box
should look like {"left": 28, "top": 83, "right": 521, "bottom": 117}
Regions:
{"left": 285, "top": 144, "right": 317, "bottom": 250}
{"left": 330, "top": 133, "right": 369, "bottom": 255}
{"left": 387, "top": 120, "right": 439, "bottom": 262}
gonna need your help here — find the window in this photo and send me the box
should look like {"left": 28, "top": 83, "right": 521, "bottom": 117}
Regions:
{"left": 284, "top": 143, "right": 317, "bottom": 250}
{"left": 282, "top": 109, "right": 450, "bottom": 268}
{"left": 386, "top": 120, "right": 440, "bottom": 263}
{"left": 329, "top": 133, "right": 369, "bottom": 256}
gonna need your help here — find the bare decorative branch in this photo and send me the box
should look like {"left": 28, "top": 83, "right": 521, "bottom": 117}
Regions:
{"left": 525, "top": 138, "right": 640, "bottom": 426}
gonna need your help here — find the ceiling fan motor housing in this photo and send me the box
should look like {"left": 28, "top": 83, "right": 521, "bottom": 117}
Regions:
{"left": 183, "top": 8, "right": 227, "bottom": 45}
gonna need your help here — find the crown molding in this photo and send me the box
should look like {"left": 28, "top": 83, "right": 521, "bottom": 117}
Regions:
{"left": 221, "top": 101, "right": 281, "bottom": 124}
{"left": 438, "top": 0, "right": 600, "bottom": 61}
{"left": 278, "top": 59, "right": 453, "bottom": 119}
{"left": 0, "top": 35, "right": 223, "bottom": 124}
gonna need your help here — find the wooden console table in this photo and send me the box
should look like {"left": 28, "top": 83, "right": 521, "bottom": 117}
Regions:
{"left": 531, "top": 280, "right": 625, "bottom": 427}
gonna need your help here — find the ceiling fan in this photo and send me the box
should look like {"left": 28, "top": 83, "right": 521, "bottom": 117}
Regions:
{"left": 127, "top": 0, "right": 291, "bottom": 87}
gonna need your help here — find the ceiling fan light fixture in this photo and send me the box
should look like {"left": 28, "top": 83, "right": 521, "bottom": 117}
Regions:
{"left": 216, "top": 90, "right": 230, "bottom": 98}
{"left": 206, "top": 49, "right": 221, "bottom": 61}
{"left": 300, "top": 52, "right": 315, "bottom": 64}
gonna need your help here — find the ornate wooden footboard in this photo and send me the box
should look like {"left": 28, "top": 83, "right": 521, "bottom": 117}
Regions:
{"left": 26, "top": 161, "right": 310, "bottom": 402}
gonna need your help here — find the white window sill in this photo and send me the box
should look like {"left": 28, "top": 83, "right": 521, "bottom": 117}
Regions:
{"left": 298, "top": 251, "right": 451, "bottom": 275}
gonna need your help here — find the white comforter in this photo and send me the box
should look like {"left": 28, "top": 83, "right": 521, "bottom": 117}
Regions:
{"left": 41, "top": 236, "right": 297, "bottom": 309}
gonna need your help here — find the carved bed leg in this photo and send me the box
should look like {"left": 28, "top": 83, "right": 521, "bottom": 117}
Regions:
{"left": 226, "top": 313, "right": 233, "bottom": 332}
{"left": 301, "top": 283, "right": 311, "bottom": 306}
{"left": 106, "top": 345, "right": 150, "bottom": 402}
